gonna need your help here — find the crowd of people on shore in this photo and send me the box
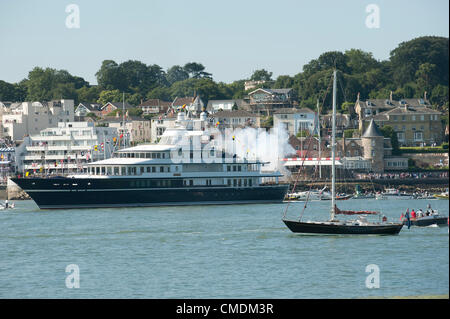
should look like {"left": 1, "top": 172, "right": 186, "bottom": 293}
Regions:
{"left": 354, "top": 171, "right": 448, "bottom": 180}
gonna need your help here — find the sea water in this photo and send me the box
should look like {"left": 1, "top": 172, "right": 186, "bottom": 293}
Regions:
{"left": 0, "top": 198, "right": 448, "bottom": 298}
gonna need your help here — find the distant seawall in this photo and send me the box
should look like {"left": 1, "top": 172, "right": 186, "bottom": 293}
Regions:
{"left": 290, "top": 178, "right": 449, "bottom": 193}
{"left": 5, "top": 179, "right": 31, "bottom": 200}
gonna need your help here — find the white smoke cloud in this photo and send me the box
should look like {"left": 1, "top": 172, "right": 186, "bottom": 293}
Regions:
{"left": 214, "top": 124, "right": 294, "bottom": 173}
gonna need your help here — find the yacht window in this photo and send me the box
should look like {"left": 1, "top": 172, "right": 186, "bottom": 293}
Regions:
{"left": 238, "top": 179, "right": 242, "bottom": 187}
{"left": 189, "top": 180, "right": 193, "bottom": 186}
{"left": 249, "top": 179, "right": 252, "bottom": 187}
{"left": 233, "top": 166, "right": 237, "bottom": 172}
{"left": 233, "top": 179, "right": 237, "bottom": 187}
{"left": 160, "top": 166, "right": 164, "bottom": 172}
{"left": 227, "top": 165, "right": 231, "bottom": 172}
{"left": 101, "top": 167, "right": 105, "bottom": 175}
{"left": 146, "top": 153, "right": 151, "bottom": 158}
{"left": 238, "top": 166, "right": 241, "bottom": 171}
{"left": 157, "top": 153, "right": 161, "bottom": 159}
{"left": 244, "top": 179, "right": 248, "bottom": 187}
{"left": 107, "top": 167, "right": 112, "bottom": 175}
{"left": 152, "top": 167, "right": 156, "bottom": 173}
{"left": 114, "top": 167, "right": 119, "bottom": 175}
{"left": 131, "top": 153, "right": 135, "bottom": 158}
{"left": 147, "top": 167, "right": 151, "bottom": 173}
{"left": 162, "top": 153, "right": 165, "bottom": 159}
{"left": 140, "top": 167, "right": 144, "bottom": 174}
{"left": 227, "top": 179, "right": 231, "bottom": 186}
{"left": 152, "top": 153, "right": 156, "bottom": 158}
{"left": 167, "top": 166, "right": 171, "bottom": 172}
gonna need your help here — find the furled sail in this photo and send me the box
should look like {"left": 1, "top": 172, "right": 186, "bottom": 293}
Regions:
{"left": 334, "top": 205, "right": 379, "bottom": 215}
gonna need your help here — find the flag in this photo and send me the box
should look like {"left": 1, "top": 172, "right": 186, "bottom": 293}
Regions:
{"left": 25, "top": 171, "right": 29, "bottom": 177}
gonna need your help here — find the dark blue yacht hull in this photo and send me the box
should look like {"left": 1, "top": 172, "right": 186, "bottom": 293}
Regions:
{"left": 11, "top": 177, "right": 289, "bottom": 209}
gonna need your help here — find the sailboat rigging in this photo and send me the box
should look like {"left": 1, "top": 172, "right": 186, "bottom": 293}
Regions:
{"left": 282, "top": 70, "right": 403, "bottom": 235}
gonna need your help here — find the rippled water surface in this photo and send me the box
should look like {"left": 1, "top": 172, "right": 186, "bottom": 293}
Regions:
{"left": 0, "top": 199, "right": 448, "bottom": 298}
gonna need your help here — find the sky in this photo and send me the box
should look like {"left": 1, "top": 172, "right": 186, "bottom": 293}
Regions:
{"left": 0, "top": 0, "right": 448, "bottom": 85}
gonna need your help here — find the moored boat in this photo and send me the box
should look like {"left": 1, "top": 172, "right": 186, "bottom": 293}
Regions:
{"left": 281, "top": 70, "right": 403, "bottom": 236}
{"left": 11, "top": 112, "right": 289, "bottom": 209}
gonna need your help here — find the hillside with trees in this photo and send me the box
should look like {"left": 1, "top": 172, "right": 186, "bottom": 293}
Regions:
{"left": 0, "top": 36, "right": 448, "bottom": 116}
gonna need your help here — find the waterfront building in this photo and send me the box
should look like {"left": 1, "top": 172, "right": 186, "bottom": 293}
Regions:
{"left": 362, "top": 104, "right": 443, "bottom": 146}
{"left": 273, "top": 108, "right": 318, "bottom": 136}
{"left": 1, "top": 99, "right": 75, "bottom": 143}
{"left": 137, "top": 99, "right": 172, "bottom": 116}
{"left": 99, "top": 101, "right": 134, "bottom": 117}
{"left": 244, "top": 80, "right": 266, "bottom": 91}
{"left": 0, "top": 146, "right": 15, "bottom": 184}
{"left": 247, "top": 88, "right": 295, "bottom": 115}
{"left": 74, "top": 102, "right": 102, "bottom": 118}
{"left": 150, "top": 116, "right": 177, "bottom": 143}
{"left": 206, "top": 99, "right": 248, "bottom": 114}
{"left": 172, "top": 96, "right": 204, "bottom": 115}
{"left": 104, "top": 116, "right": 151, "bottom": 145}
{"left": 16, "top": 121, "right": 118, "bottom": 175}
{"left": 211, "top": 110, "right": 259, "bottom": 130}
{"left": 284, "top": 119, "right": 408, "bottom": 174}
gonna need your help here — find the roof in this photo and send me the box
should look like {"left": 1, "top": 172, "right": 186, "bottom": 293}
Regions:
{"left": 77, "top": 102, "right": 102, "bottom": 112}
{"left": 138, "top": 99, "right": 172, "bottom": 107}
{"left": 212, "top": 110, "right": 256, "bottom": 118}
{"left": 172, "top": 97, "right": 195, "bottom": 106}
{"left": 362, "top": 119, "right": 383, "bottom": 138}
{"left": 102, "top": 102, "right": 135, "bottom": 110}
{"left": 248, "top": 88, "right": 293, "bottom": 95}
{"left": 274, "top": 107, "right": 315, "bottom": 114}
{"left": 357, "top": 98, "right": 431, "bottom": 109}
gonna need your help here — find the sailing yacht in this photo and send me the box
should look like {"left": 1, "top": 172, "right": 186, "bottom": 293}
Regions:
{"left": 282, "top": 70, "right": 403, "bottom": 235}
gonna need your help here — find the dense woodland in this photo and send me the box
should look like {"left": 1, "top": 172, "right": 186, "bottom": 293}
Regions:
{"left": 0, "top": 36, "right": 448, "bottom": 117}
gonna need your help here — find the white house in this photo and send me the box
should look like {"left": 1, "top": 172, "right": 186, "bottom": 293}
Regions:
{"left": 273, "top": 108, "right": 318, "bottom": 135}
{"left": 2, "top": 99, "right": 75, "bottom": 142}
{"left": 16, "top": 121, "right": 118, "bottom": 175}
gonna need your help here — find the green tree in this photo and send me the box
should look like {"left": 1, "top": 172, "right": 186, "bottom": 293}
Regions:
{"left": 166, "top": 65, "right": 189, "bottom": 85}
{"left": 76, "top": 85, "right": 101, "bottom": 103}
{"left": 380, "top": 125, "right": 400, "bottom": 155}
{"left": 183, "top": 62, "right": 212, "bottom": 79}
{"left": 415, "top": 63, "right": 438, "bottom": 96}
{"left": 389, "top": 36, "right": 449, "bottom": 86}
{"left": 345, "top": 49, "right": 379, "bottom": 74}
{"left": 97, "top": 89, "right": 122, "bottom": 105}
{"left": 95, "top": 60, "right": 126, "bottom": 91}
{"left": 250, "top": 69, "right": 273, "bottom": 81}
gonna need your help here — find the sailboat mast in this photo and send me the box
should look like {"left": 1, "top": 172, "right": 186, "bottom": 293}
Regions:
{"left": 330, "top": 70, "right": 337, "bottom": 221}
{"left": 317, "top": 99, "right": 322, "bottom": 179}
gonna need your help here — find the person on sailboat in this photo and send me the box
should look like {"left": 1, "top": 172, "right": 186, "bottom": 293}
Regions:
{"left": 417, "top": 209, "right": 424, "bottom": 218}
{"left": 411, "top": 209, "right": 417, "bottom": 220}
{"left": 405, "top": 209, "right": 411, "bottom": 229}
